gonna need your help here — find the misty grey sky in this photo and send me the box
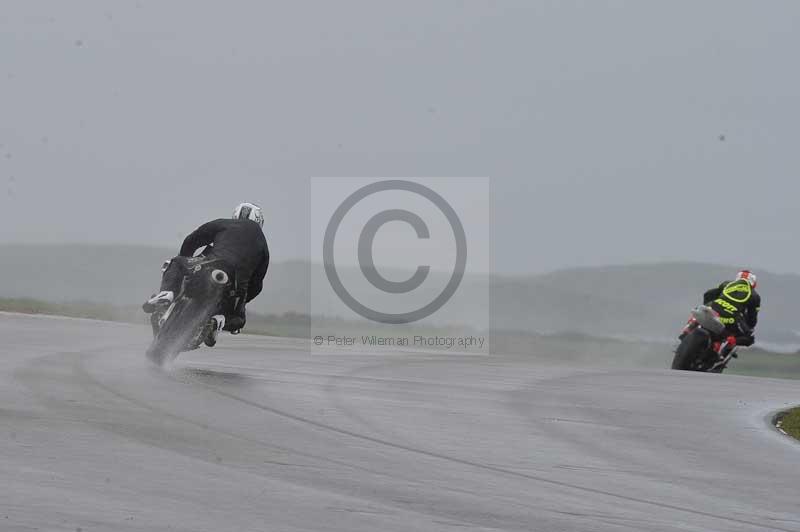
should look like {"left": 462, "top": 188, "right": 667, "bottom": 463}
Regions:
{"left": 1, "top": 1, "right": 798, "bottom": 275}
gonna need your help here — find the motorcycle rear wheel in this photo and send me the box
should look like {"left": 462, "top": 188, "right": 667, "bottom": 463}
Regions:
{"left": 146, "top": 297, "right": 204, "bottom": 365}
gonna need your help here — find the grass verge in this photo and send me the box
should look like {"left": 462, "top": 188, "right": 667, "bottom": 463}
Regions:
{"left": 0, "top": 297, "right": 142, "bottom": 323}
{"left": 776, "top": 407, "right": 800, "bottom": 441}
{"left": 0, "top": 297, "right": 301, "bottom": 338}
{"left": 3, "top": 297, "right": 800, "bottom": 379}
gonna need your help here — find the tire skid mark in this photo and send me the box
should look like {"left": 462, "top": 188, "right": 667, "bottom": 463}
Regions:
{"left": 74, "top": 359, "right": 590, "bottom": 530}
{"left": 15, "top": 345, "right": 796, "bottom": 531}
{"left": 16, "top": 348, "right": 406, "bottom": 481}
{"left": 187, "top": 363, "right": 797, "bottom": 532}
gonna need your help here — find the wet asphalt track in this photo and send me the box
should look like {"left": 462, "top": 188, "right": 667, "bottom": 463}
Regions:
{"left": 1, "top": 312, "right": 799, "bottom": 532}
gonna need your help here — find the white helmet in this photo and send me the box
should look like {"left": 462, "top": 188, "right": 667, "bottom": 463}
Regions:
{"left": 736, "top": 269, "right": 757, "bottom": 289}
{"left": 233, "top": 202, "right": 264, "bottom": 228}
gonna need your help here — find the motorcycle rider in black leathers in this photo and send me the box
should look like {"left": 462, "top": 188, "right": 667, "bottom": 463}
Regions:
{"left": 700, "top": 270, "right": 760, "bottom": 352}
{"left": 142, "top": 202, "right": 269, "bottom": 346}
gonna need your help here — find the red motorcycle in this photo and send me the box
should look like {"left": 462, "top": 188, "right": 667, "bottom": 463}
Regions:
{"left": 672, "top": 305, "right": 751, "bottom": 373}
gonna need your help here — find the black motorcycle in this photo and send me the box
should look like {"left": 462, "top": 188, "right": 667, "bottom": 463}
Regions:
{"left": 672, "top": 305, "right": 751, "bottom": 373}
{"left": 146, "top": 256, "right": 237, "bottom": 365}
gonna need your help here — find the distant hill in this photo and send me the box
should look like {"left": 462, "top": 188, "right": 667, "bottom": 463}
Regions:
{"left": 1, "top": 244, "right": 797, "bottom": 344}
{"left": 493, "top": 263, "right": 798, "bottom": 344}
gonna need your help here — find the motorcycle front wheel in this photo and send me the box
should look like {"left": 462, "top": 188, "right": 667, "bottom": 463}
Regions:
{"left": 671, "top": 329, "right": 709, "bottom": 371}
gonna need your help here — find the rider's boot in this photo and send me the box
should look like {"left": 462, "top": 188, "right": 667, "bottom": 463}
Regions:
{"left": 142, "top": 291, "right": 174, "bottom": 313}
{"left": 222, "top": 300, "right": 247, "bottom": 333}
{"left": 204, "top": 315, "right": 225, "bottom": 347}
{"left": 144, "top": 291, "right": 174, "bottom": 338}
{"left": 710, "top": 336, "right": 738, "bottom": 367}
{"left": 225, "top": 315, "right": 245, "bottom": 333}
